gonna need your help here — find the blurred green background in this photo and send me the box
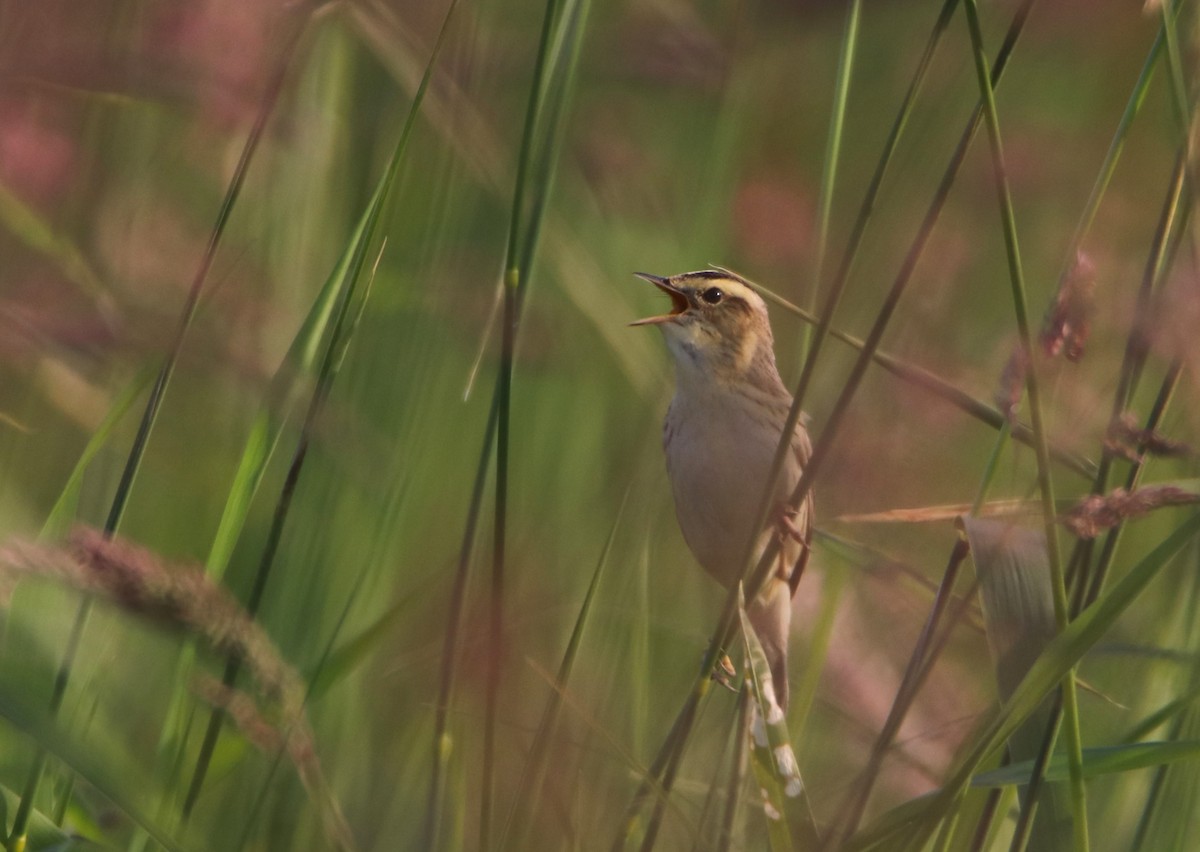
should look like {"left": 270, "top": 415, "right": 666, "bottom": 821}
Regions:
{"left": 1, "top": 0, "right": 1199, "bottom": 849}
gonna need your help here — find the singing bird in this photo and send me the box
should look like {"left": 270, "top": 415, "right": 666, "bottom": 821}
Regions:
{"left": 632, "top": 268, "right": 813, "bottom": 711}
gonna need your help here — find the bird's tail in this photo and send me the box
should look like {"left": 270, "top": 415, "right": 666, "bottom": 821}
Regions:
{"left": 747, "top": 575, "right": 792, "bottom": 711}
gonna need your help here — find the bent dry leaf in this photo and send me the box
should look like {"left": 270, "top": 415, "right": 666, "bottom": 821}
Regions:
{"left": 961, "top": 516, "right": 1072, "bottom": 849}
{"left": 851, "top": 513, "right": 1200, "bottom": 851}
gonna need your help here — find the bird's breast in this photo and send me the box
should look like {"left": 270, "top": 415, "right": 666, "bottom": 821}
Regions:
{"left": 664, "top": 389, "right": 802, "bottom": 587}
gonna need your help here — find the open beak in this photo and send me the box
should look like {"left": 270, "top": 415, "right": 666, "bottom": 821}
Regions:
{"left": 630, "top": 272, "right": 689, "bottom": 326}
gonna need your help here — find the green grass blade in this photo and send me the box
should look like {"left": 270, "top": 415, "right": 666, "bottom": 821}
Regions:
{"left": 39, "top": 367, "right": 153, "bottom": 541}
{"left": 972, "top": 741, "right": 1200, "bottom": 787}
{"left": 806, "top": 0, "right": 861, "bottom": 322}
{"left": 181, "top": 0, "right": 460, "bottom": 818}
{"left": 485, "top": 0, "right": 590, "bottom": 843}
{"left": 0, "top": 681, "right": 189, "bottom": 852}
{"left": 960, "top": 1, "right": 1085, "bottom": 847}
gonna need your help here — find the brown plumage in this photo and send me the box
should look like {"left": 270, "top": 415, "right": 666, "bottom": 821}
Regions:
{"left": 632, "top": 268, "right": 812, "bottom": 710}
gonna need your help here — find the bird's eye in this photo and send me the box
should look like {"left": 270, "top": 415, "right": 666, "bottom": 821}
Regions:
{"left": 700, "top": 287, "right": 724, "bottom": 304}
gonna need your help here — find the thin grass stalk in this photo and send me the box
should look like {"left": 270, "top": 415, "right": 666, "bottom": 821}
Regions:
{"left": 484, "top": 0, "right": 582, "bottom": 841}
{"left": 930, "top": 809, "right": 960, "bottom": 852}
{"left": 692, "top": 698, "right": 741, "bottom": 852}
{"left": 1040, "top": 150, "right": 1194, "bottom": 815}
{"left": 828, "top": 536, "right": 972, "bottom": 846}
{"left": 960, "top": 4, "right": 1088, "bottom": 850}
{"left": 623, "top": 6, "right": 1039, "bottom": 845}
{"left": 716, "top": 690, "right": 752, "bottom": 852}
{"left": 39, "top": 366, "right": 155, "bottom": 540}
{"left": 791, "top": 0, "right": 961, "bottom": 412}
{"left": 967, "top": 783, "right": 1006, "bottom": 852}
{"left": 1110, "top": 154, "right": 1186, "bottom": 430}
{"left": 1157, "top": 0, "right": 1192, "bottom": 138}
{"left": 517, "top": 0, "right": 590, "bottom": 282}
{"left": 831, "top": 432, "right": 1000, "bottom": 846}
{"left": 424, "top": 387, "right": 499, "bottom": 851}
{"left": 789, "top": 555, "right": 847, "bottom": 739}
{"left": 866, "top": 513, "right": 1200, "bottom": 852}
{"left": 613, "top": 683, "right": 711, "bottom": 851}
{"left": 1006, "top": 694, "right": 1064, "bottom": 852}
{"left": 634, "top": 693, "right": 710, "bottom": 852}
{"left": 1057, "top": 29, "right": 1165, "bottom": 280}
{"left": 180, "top": 0, "right": 459, "bottom": 817}
{"left": 1128, "top": 736, "right": 1173, "bottom": 851}
{"left": 776, "top": 0, "right": 1038, "bottom": 567}
{"left": 757, "top": 285, "right": 1094, "bottom": 479}
{"left": 1129, "top": 545, "right": 1200, "bottom": 851}
{"left": 5, "top": 11, "right": 313, "bottom": 848}
{"left": 501, "top": 489, "right": 623, "bottom": 850}
{"left": 838, "top": 417, "right": 1013, "bottom": 816}
{"left": 231, "top": 555, "right": 369, "bottom": 852}
{"left": 740, "top": 0, "right": 957, "bottom": 615}
{"left": 806, "top": 0, "right": 861, "bottom": 325}
{"left": 140, "top": 177, "right": 392, "bottom": 851}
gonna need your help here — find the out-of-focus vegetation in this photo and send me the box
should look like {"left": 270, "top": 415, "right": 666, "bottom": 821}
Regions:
{"left": 0, "top": 0, "right": 1198, "bottom": 849}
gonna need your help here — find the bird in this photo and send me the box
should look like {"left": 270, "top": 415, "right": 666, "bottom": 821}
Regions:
{"left": 631, "top": 267, "right": 813, "bottom": 712}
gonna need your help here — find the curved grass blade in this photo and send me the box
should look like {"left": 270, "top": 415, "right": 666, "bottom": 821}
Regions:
{"left": 180, "top": 0, "right": 460, "bottom": 813}
{"left": 972, "top": 741, "right": 1200, "bottom": 788}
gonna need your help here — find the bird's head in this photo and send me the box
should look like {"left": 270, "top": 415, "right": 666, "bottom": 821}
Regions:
{"left": 631, "top": 268, "right": 778, "bottom": 384}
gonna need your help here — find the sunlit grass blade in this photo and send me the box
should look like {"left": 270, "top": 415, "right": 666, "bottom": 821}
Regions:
{"left": 790, "top": 0, "right": 961, "bottom": 410}
{"left": 179, "top": 0, "right": 460, "bottom": 816}
{"left": 806, "top": 0, "right": 861, "bottom": 327}
{"left": 203, "top": 193, "right": 374, "bottom": 581}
